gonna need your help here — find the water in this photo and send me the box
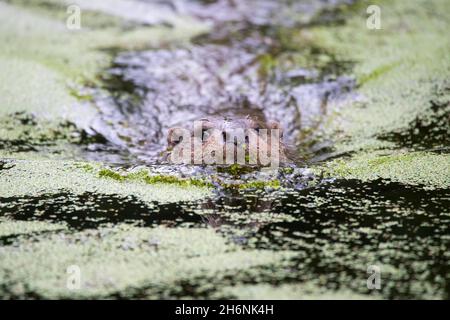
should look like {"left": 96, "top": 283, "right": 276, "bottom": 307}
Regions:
{"left": 1, "top": 0, "right": 449, "bottom": 299}
{"left": 86, "top": 0, "right": 356, "bottom": 166}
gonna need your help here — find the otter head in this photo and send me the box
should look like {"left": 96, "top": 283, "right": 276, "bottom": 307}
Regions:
{"left": 165, "top": 114, "right": 289, "bottom": 167}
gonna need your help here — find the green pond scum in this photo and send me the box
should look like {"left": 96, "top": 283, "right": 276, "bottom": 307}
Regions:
{"left": 0, "top": 0, "right": 449, "bottom": 300}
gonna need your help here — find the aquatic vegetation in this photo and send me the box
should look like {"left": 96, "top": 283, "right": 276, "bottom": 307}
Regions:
{"left": 98, "top": 168, "right": 125, "bottom": 181}
{"left": 313, "top": 0, "right": 450, "bottom": 151}
{"left": 0, "top": 160, "right": 212, "bottom": 203}
{"left": 319, "top": 151, "right": 450, "bottom": 188}
{"left": 235, "top": 180, "right": 281, "bottom": 190}
{"left": 98, "top": 167, "right": 213, "bottom": 188}
{"left": 0, "top": 0, "right": 207, "bottom": 161}
{"left": 0, "top": 218, "right": 67, "bottom": 238}
{"left": 94, "top": 165, "right": 286, "bottom": 190}
{"left": 217, "top": 164, "right": 257, "bottom": 177}
{"left": 0, "top": 224, "right": 296, "bottom": 298}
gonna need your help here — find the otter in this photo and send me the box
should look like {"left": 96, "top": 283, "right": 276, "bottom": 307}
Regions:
{"left": 164, "top": 107, "right": 293, "bottom": 166}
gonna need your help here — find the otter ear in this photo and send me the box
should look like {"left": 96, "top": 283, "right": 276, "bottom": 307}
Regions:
{"left": 266, "top": 120, "right": 283, "bottom": 137}
{"left": 167, "top": 127, "right": 187, "bottom": 147}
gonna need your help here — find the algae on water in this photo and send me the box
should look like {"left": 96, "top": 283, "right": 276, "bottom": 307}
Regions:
{"left": 0, "top": 0, "right": 449, "bottom": 300}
